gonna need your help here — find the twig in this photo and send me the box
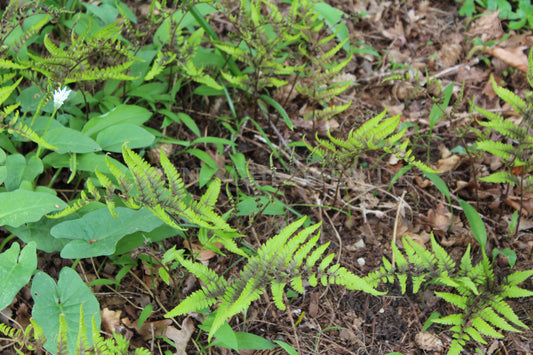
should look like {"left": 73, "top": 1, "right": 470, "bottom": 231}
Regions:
{"left": 392, "top": 191, "right": 407, "bottom": 268}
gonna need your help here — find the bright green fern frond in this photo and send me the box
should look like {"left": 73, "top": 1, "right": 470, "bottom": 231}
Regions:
{"left": 166, "top": 288, "right": 218, "bottom": 318}
{"left": 305, "top": 102, "right": 351, "bottom": 121}
{"left": 199, "top": 178, "right": 221, "bottom": 208}
{"left": 435, "top": 291, "right": 467, "bottom": 310}
{"left": 160, "top": 147, "right": 186, "bottom": 200}
{"left": 479, "top": 171, "right": 520, "bottom": 185}
{"left": 46, "top": 191, "right": 91, "bottom": 218}
{"left": 491, "top": 75, "right": 530, "bottom": 112}
{"left": 56, "top": 313, "right": 69, "bottom": 355}
{"left": 271, "top": 281, "right": 288, "bottom": 310}
{"left": 75, "top": 305, "right": 90, "bottom": 353}
{"left": 471, "top": 316, "right": 504, "bottom": 339}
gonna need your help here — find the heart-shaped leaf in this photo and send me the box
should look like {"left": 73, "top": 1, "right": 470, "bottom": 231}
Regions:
{"left": 44, "top": 126, "right": 101, "bottom": 154}
{"left": 51, "top": 207, "right": 164, "bottom": 258}
{"left": 0, "top": 242, "right": 37, "bottom": 310}
{"left": 31, "top": 267, "right": 100, "bottom": 355}
{"left": 96, "top": 123, "right": 155, "bottom": 152}
{"left": 0, "top": 189, "right": 67, "bottom": 228}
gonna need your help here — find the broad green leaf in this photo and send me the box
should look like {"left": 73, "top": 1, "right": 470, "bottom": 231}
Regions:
{"left": 43, "top": 152, "right": 129, "bottom": 176}
{"left": 274, "top": 341, "right": 298, "bottom": 355}
{"left": 423, "top": 171, "right": 451, "bottom": 206}
{"left": 82, "top": 105, "right": 152, "bottom": 137}
{"left": 7, "top": 216, "right": 73, "bottom": 253}
{"left": 429, "top": 83, "right": 454, "bottom": 130}
{"left": 114, "top": 224, "right": 180, "bottom": 255}
{"left": 3, "top": 153, "right": 43, "bottom": 191}
{"left": 313, "top": 2, "right": 350, "bottom": 51}
{"left": 96, "top": 123, "right": 155, "bottom": 152}
{"left": 159, "top": 110, "right": 201, "bottom": 137}
{"left": 31, "top": 267, "right": 100, "bottom": 355}
{"left": 0, "top": 242, "right": 37, "bottom": 310}
{"left": 137, "top": 304, "right": 153, "bottom": 330}
{"left": 82, "top": 3, "right": 119, "bottom": 24}
{"left": 52, "top": 207, "right": 164, "bottom": 258}
{"left": 232, "top": 332, "right": 276, "bottom": 350}
{"left": 44, "top": 126, "right": 101, "bottom": 154}
{"left": 0, "top": 189, "right": 67, "bottom": 228}
{"left": 459, "top": 199, "right": 487, "bottom": 248}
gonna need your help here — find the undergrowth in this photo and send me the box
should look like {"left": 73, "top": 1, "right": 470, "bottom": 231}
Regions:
{"left": 0, "top": 0, "right": 532, "bottom": 354}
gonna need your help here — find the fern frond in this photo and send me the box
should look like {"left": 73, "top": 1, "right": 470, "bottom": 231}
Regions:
{"left": 56, "top": 313, "right": 69, "bottom": 355}
{"left": 305, "top": 102, "right": 351, "bottom": 121}
{"left": 479, "top": 171, "right": 520, "bottom": 185}
{"left": 166, "top": 218, "right": 379, "bottom": 340}
{"left": 75, "top": 305, "right": 90, "bottom": 353}
{"left": 491, "top": 75, "right": 530, "bottom": 112}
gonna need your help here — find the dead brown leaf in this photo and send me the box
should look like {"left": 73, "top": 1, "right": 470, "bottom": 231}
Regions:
{"left": 466, "top": 11, "right": 503, "bottom": 42}
{"left": 415, "top": 331, "right": 444, "bottom": 351}
{"left": 435, "top": 155, "right": 461, "bottom": 172}
{"left": 420, "top": 203, "right": 452, "bottom": 234}
{"left": 137, "top": 319, "right": 172, "bottom": 341}
{"left": 101, "top": 308, "right": 122, "bottom": 334}
{"left": 486, "top": 46, "right": 529, "bottom": 73}
{"left": 185, "top": 242, "right": 223, "bottom": 261}
{"left": 164, "top": 317, "right": 195, "bottom": 355}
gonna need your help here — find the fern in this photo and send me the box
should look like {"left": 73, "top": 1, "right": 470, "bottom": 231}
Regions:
{"left": 290, "top": 0, "right": 353, "bottom": 122}
{"left": 474, "top": 49, "right": 533, "bottom": 228}
{"left": 8, "top": 18, "right": 137, "bottom": 87}
{"left": 49, "top": 145, "right": 242, "bottom": 254}
{"left": 309, "top": 109, "right": 436, "bottom": 173}
{"left": 164, "top": 217, "right": 383, "bottom": 340}
{"left": 365, "top": 234, "right": 533, "bottom": 354}
{"left": 1, "top": 310, "right": 151, "bottom": 354}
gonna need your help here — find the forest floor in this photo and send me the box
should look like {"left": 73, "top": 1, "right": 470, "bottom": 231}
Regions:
{"left": 1, "top": 0, "right": 533, "bottom": 354}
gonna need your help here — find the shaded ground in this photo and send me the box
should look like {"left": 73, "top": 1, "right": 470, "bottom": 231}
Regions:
{"left": 1, "top": 0, "right": 533, "bottom": 354}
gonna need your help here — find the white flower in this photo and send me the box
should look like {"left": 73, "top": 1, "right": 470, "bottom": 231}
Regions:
{"left": 53, "top": 87, "right": 72, "bottom": 110}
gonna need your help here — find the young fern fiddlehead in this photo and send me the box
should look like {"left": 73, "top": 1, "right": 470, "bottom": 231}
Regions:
{"left": 163, "top": 217, "right": 383, "bottom": 340}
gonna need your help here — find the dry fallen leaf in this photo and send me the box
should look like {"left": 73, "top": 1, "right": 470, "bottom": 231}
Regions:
{"left": 415, "top": 331, "right": 444, "bottom": 351}
{"left": 137, "top": 319, "right": 172, "bottom": 341}
{"left": 185, "top": 242, "right": 223, "bottom": 261}
{"left": 486, "top": 46, "right": 529, "bottom": 73}
{"left": 164, "top": 316, "right": 195, "bottom": 355}
{"left": 466, "top": 11, "right": 503, "bottom": 42}
{"left": 101, "top": 308, "right": 122, "bottom": 334}
{"left": 435, "top": 155, "right": 461, "bottom": 172}
{"left": 420, "top": 203, "right": 452, "bottom": 234}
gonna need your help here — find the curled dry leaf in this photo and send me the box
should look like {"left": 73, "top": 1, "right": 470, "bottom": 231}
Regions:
{"left": 101, "top": 308, "right": 122, "bottom": 334}
{"left": 415, "top": 331, "right": 444, "bottom": 352}
{"left": 466, "top": 11, "right": 503, "bottom": 41}
{"left": 486, "top": 46, "right": 529, "bottom": 73}
{"left": 291, "top": 117, "right": 339, "bottom": 137}
{"left": 137, "top": 319, "right": 172, "bottom": 341}
{"left": 435, "top": 155, "right": 461, "bottom": 172}
{"left": 164, "top": 316, "right": 195, "bottom": 355}
{"left": 420, "top": 204, "right": 451, "bottom": 234}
